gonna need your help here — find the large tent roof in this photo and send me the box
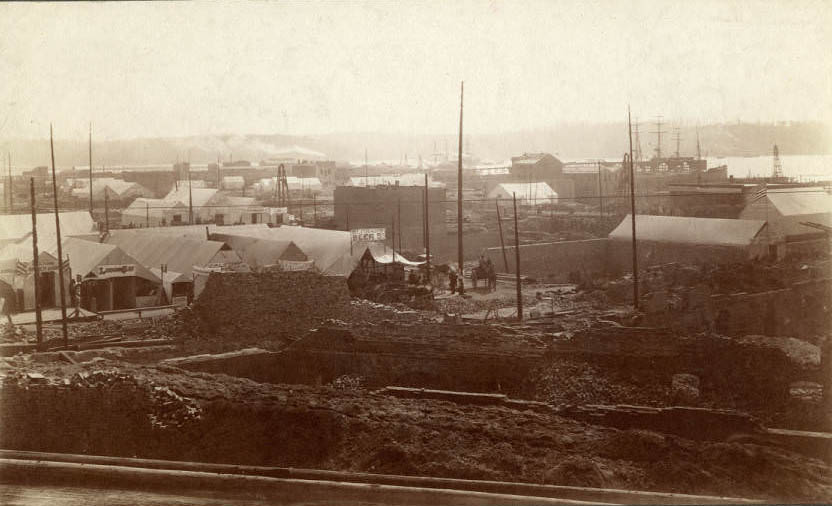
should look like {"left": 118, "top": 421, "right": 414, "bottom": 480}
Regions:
{"left": 0, "top": 211, "right": 96, "bottom": 244}
{"left": 215, "top": 226, "right": 355, "bottom": 276}
{"left": 609, "top": 214, "right": 767, "bottom": 247}
{"left": 210, "top": 234, "right": 307, "bottom": 269}
{"left": 60, "top": 237, "right": 160, "bottom": 283}
{"left": 100, "top": 234, "right": 233, "bottom": 277}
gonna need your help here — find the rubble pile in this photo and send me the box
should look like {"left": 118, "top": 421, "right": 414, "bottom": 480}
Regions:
{"left": 1, "top": 362, "right": 830, "bottom": 502}
{"left": 184, "top": 271, "right": 351, "bottom": 350}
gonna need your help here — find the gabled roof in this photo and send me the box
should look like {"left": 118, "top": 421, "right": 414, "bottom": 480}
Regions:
{"left": 210, "top": 234, "right": 307, "bottom": 269}
{"left": 609, "top": 215, "right": 767, "bottom": 247}
{"left": 0, "top": 211, "right": 96, "bottom": 244}
{"left": 765, "top": 189, "right": 832, "bottom": 216}
{"left": 163, "top": 187, "right": 219, "bottom": 208}
{"left": 488, "top": 182, "right": 557, "bottom": 201}
{"left": 214, "top": 226, "right": 354, "bottom": 276}
{"left": 59, "top": 237, "right": 160, "bottom": 283}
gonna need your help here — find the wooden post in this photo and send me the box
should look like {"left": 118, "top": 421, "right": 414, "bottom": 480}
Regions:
{"left": 188, "top": 167, "right": 193, "bottom": 225}
{"left": 628, "top": 107, "right": 639, "bottom": 310}
{"left": 30, "top": 178, "right": 43, "bottom": 348}
{"left": 457, "top": 81, "right": 464, "bottom": 294}
{"left": 104, "top": 191, "right": 109, "bottom": 234}
{"left": 597, "top": 160, "right": 603, "bottom": 217}
{"left": 495, "top": 199, "right": 509, "bottom": 272}
{"left": 391, "top": 214, "right": 396, "bottom": 264}
{"left": 89, "top": 123, "right": 93, "bottom": 216}
{"left": 397, "top": 197, "right": 402, "bottom": 253}
{"left": 313, "top": 194, "right": 317, "bottom": 226}
{"left": 513, "top": 193, "right": 522, "bottom": 321}
{"left": 7, "top": 152, "right": 13, "bottom": 212}
{"left": 146, "top": 201, "right": 150, "bottom": 227}
{"left": 49, "top": 125, "right": 69, "bottom": 346}
{"left": 424, "top": 173, "right": 430, "bottom": 282}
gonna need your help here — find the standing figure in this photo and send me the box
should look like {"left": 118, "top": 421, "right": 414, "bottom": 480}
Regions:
{"left": 449, "top": 268, "right": 458, "bottom": 294}
{"left": 485, "top": 257, "right": 496, "bottom": 291}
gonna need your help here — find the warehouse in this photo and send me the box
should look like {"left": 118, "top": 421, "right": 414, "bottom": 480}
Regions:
{"left": 739, "top": 187, "right": 832, "bottom": 257}
{"left": 609, "top": 214, "right": 770, "bottom": 267}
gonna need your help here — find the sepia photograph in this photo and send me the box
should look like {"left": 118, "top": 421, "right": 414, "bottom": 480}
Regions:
{"left": 0, "top": 0, "right": 830, "bottom": 504}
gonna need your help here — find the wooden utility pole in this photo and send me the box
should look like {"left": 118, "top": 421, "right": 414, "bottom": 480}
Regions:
{"left": 313, "top": 194, "right": 317, "bottom": 226}
{"left": 495, "top": 199, "right": 509, "bottom": 272}
{"left": 104, "top": 191, "right": 109, "bottom": 234}
{"left": 457, "top": 81, "right": 465, "bottom": 294}
{"left": 30, "top": 178, "right": 43, "bottom": 348}
{"left": 146, "top": 201, "right": 150, "bottom": 227}
{"left": 628, "top": 107, "right": 639, "bottom": 310}
{"left": 513, "top": 193, "right": 522, "bottom": 321}
{"left": 597, "top": 160, "right": 603, "bottom": 217}
{"left": 391, "top": 214, "right": 396, "bottom": 264}
{"left": 7, "top": 152, "right": 13, "bottom": 212}
{"left": 49, "top": 125, "right": 69, "bottom": 346}
{"left": 424, "top": 173, "right": 430, "bottom": 282}
{"left": 89, "top": 122, "right": 93, "bottom": 215}
{"left": 397, "top": 197, "right": 402, "bottom": 253}
{"left": 188, "top": 167, "right": 193, "bottom": 225}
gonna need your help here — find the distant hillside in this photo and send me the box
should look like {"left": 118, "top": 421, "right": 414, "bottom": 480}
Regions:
{"left": 3, "top": 121, "right": 829, "bottom": 168}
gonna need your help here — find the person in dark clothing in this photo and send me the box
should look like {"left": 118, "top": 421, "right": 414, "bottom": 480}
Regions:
{"left": 449, "top": 269, "right": 458, "bottom": 294}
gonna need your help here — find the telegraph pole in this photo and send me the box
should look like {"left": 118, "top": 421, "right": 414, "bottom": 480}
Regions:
{"left": 146, "top": 201, "right": 150, "bottom": 227}
{"left": 597, "top": 161, "right": 603, "bottom": 217}
{"left": 513, "top": 193, "right": 522, "bottom": 321}
{"left": 397, "top": 197, "right": 402, "bottom": 253}
{"left": 7, "top": 152, "right": 13, "bottom": 212}
{"left": 188, "top": 167, "right": 193, "bottom": 225}
{"left": 628, "top": 107, "right": 639, "bottom": 310}
{"left": 49, "top": 125, "right": 69, "bottom": 346}
{"left": 30, "top": 178, "right": 43, "bottom": 348}
{"left": 104, "top": 192, "right": 109, "bottom": 234}
{"left": 424, "top": 173, "right": 431, "bottom": 282}
{"left": 495, "top": 199, "right": 508, "bottom": 272}
{"left": 89, "top": 122, "right": 93, "bottom": 215}
{"left": 457, "top": 81, "right": 465, "bottom": 294}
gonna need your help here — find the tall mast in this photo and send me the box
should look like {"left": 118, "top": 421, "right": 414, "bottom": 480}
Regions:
{"left": 457, "top": 81, "right": 464, "bottom": 294}
{"left": 50, "top": 124, "right": 69, "bottom": 346}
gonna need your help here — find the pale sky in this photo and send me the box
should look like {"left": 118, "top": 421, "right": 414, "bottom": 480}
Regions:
{"left": 0, "top": 0, "right": 829, "bottom": 140}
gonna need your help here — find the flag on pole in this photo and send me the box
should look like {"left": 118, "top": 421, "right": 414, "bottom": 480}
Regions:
{"left": 15, "top": 260, "right": 28, "bottom": 276}
{"left": 751, "top": 183, "right": 767, "bottom": 203}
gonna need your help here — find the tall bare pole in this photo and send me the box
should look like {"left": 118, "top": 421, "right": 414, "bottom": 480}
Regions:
{"left": 104, "top": 192, "right": 109, "bottom": 234}
{"left": 628, "top": 107, "right": 639, "bottom": 310}
{"left": 424, "top": 173, "right": 430, "bottom": 282}
{"left": 513, "top": 193, "right": 521, "bottom": 321}
{"left": 7, "top": 152, "right": 13, "bottom": 212}
{"left": 495, "top": 199, "right": 508, "bottom": 272}
{"left": 30, "top": 178, "right": 43, "bottom": 348}
{"left": 49, "top": 125, "right": 69, "bottom": 346}
{"left": 597, "top": 161, "right": 603, "bottom": 217}
{"left": 457, "top": 81, "right": 465, "bottom": 294}
{"left": 188, "top": 167, "right": 193, "bottom": 225}
{"left": 397, "top": 197, "right": 402, "bottom": 253}
{"left": 89, "top": 122, "right": 93, "bottom": 215}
